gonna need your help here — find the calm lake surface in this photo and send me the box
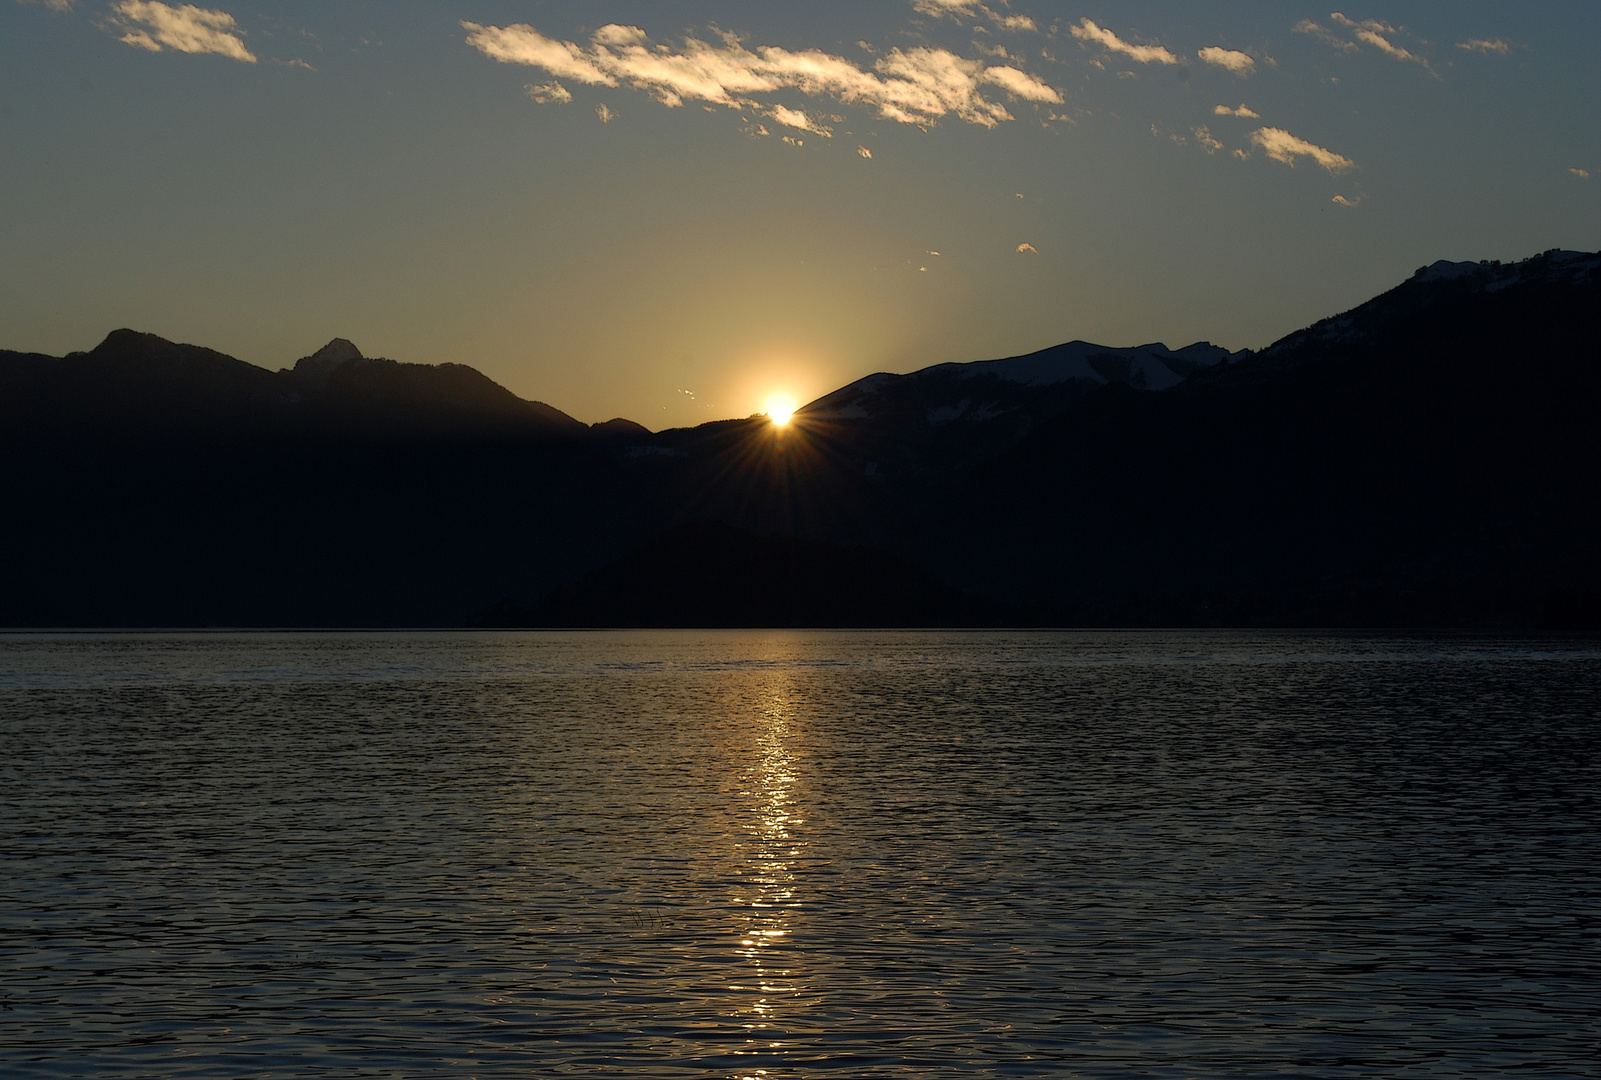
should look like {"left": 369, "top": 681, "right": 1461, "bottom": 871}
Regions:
{"left": 1, "top": 631, "right": 1597, "bottom": 1078}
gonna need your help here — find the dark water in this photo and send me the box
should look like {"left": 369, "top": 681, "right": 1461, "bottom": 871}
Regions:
{"left": 1, "top": 631, "right": 1598, "bottom": 1078}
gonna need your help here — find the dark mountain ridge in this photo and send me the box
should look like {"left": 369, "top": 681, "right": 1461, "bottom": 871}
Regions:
{"left": 0, "top": 329, "right": 590, "bottom": 443}
{"left": 2, "top": 248, "right": 1595, "bottom": 627}
{"left": 795, "top": 338, "right": 1240, "bottom": 495}
{"left": 919, "top": 249, "right": 1601, "bottom": 625}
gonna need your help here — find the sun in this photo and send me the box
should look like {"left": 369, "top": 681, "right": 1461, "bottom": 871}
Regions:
{"left": 765, "top": 396, "right": 797, "bottom": 427}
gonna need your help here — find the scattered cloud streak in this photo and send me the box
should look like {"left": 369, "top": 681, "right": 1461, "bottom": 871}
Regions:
{"left": 910, "top": 0, "right": 1038, "bottom": 34}
{"left": 111, "top": 1, "right": 255, "bottom": 62}
{"left": 463, "top": 21, "right": 1062, "bottom": 129}
{"left": 1293, "top": 19, "right": 1358, "bottom": 53}
{"left": 1215, "top": 103, "right": 1259, "bottom": 118}
{"left": 1572, "top": 168, "right": 1592, "bottom": 180}
{"left": 1250, "top": 127, "right": 1354, "bottom": 172}
{"left": 1330, "top": 13, "right": 1427, "bottom": 69}
{"left": 1197, "top": 46, "right": 1255, "bottom": 75}
{"left": 17, "top": 0, "right": 77, "bottom": 12}
{"left": 1016, "top": 242, "right": 1038, "bottom": 254}
{"left": 526, "top": 81, "right": 572, "bottom": 104}
{"left": 1457, "top": 38, "right": 1510, "bottom": 56}
{"left": 1069, "top": 19, "right": 1178, "bottom": 65}
{"left": 769, "top": 105, "right": 831, "bottom": 137}
{"left": 1299, "top": 13, "right": 1434, "bottom": 73}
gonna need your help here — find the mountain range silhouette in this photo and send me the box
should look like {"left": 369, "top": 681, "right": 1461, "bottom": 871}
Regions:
{"left": 2, "top": 249, "right": 1596, "bottom": 628}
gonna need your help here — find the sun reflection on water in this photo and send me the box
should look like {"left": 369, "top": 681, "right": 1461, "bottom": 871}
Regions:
{"left": 728, "top": 672, "right": 806, "bottom": 1069}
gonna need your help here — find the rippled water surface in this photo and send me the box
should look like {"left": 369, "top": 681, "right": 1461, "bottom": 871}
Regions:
{"left": 2, "top": 631, "right": 1598, "bottom": 1078}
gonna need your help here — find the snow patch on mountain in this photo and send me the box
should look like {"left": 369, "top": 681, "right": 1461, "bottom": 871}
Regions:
{"left": 1265, "top": 249, "right": 1600, "bottom": 359}
{"left": 928, "top": 340, "right": 1231, "bottom": 389}
{"left": 806, "top": 339, "right": 1237, "bottom": 422}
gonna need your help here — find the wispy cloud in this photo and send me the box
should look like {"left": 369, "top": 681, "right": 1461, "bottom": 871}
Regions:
{"left": 911, "top": 0, "right": 1038, "bottom": 34}
{"left": 769, "top": 105, "right": 831, "bottom": 137}
{"left": 1457, "top": 38, "right": 1510, "bottom": 56}
{"left": 1572, "top": 168, "right": 1592, "bottom": 180}
{"left": 1192, "top": 125, "right": 1223, "bottom": 154}
{"left": 912, "top": 0, "right": 979, "bottom": 15}
{"left": 463, "top": 21, "right": 1062, "bottom": 130}
{"left": 857, "top": 145, "right": 873, "bottom": 159}
{"left": 1069, "top": 19, "right": 1178, "bottom": 65}
{"left": 595, "top": 103, "right": 615, "bottom": 124}
{"left": 1016, "top": 242, "right": 1038, "bottom": 254}
{"left": 1300, "top": 13, "right": 1434, "bottom": 73}
{"left": 1330, "top": 13, "right": 1428, "bottom": 69}
{"left": 1249, "top": 127, "right": 1354, "bottom": 172}
{"left": 16, "top": 0, "right": 77, "bottom": 12}
{"left": 1331, "top": 194, "right": 1360, "bottom": 206}
{"left": 1214, "top": 103, "right": 1259, "bottom": 118}
{"left": 982, "top": 63, "right": 1057, "bottom": 100}
{"left": 526, "top": 81, "right": 572, "bottom": 104}
{"left": 111, "top": 1, "right": 255, "bottom": 61}
{"left": 1197, "top": 46, "right": 1255, "bottom": 75}
{"left": 1293, "top": 19, "right": 1358, "bottom": 53}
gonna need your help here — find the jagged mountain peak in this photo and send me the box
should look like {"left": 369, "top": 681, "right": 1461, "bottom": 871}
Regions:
{"left": 289, "top": 337, "right": 369, "bottom": 389}
{"left": 307, "top": 338, "right": 364, "bottom": 365}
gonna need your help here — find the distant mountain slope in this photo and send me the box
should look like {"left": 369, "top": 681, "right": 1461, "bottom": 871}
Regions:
{"left": 0, "top": 329, "right": 588, "bottom": 441}
{"left": 282, "top": 338, "right": 586, "bottom": 436}
{"left": 0, "top": 249, "right": 1594, "bottom": 627}
{"left": 791, "top": 339, "right": 1237, "bottom": 492}
{"left": 921, "top": 249, "right": 1601, "bottom": 626}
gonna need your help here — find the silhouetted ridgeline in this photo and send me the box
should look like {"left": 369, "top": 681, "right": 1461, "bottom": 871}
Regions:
{"left": 917, "top": 250, "right": 1601, "bottom": 627}
{"left": 2, "top": 249, "right": 1596, "bottom": 628}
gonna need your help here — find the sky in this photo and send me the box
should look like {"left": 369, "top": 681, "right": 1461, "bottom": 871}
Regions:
{"left": 3, "top": 1, "right": 1598, "bottom": 427}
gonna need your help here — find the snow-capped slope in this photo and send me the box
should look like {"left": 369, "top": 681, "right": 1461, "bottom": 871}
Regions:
{"left": 806, "top": 339, "right": 1237, "bottom": 423}
{"left": 1414, "top": 249, "right": 1599, "bottom": 286}
{"left": 931, "top": 340, "right": 1232, "bottom": 390}
{"left": 1263, "top": 249, "right": 1601, "bottom": 358}
{"left": 785, "top": 338, "right": 1242, "bottom": 487}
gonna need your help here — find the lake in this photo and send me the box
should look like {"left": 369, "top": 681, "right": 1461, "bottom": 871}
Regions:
{"left": 2, "top": 631, "right": 1597, "bottom": 1077}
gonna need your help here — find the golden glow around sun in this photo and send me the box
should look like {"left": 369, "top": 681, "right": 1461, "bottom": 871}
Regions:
{"left": 765, "top": 397, "right": 796, "bottom": 426}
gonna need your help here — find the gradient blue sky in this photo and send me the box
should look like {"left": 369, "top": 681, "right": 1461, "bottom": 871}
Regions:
{"left": 3, "top": 1, "right": 1597, "bottom": 426}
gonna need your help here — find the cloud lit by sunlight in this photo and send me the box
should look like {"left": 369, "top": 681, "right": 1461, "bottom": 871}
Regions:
{"left": 462, "top": 20, "right": 1061, "bottom": 129}
{"left": 1299, "top": 14, "right": 1435, "bottom": 74}
{"left": 911, "top": 0, "right": 1038, "bottom": 34}
{"left": 1197, "top": 47, "right": 1255, "bottom": 75}
{"left": 1069, "top": 19, "right": 1179, "bottom": 65}
{"left": 769, "top": 105, "right": 831, "bottom": 137}
{"left": 111, "top": 1, "right": 255, "bottom": 61}
{"left": 526, "top": 81, "right": 572, "bottom": 104}
{"left": 1249, "top": 127, "right": 1355, "bottom": 172}
{"left": 1215, "top": 103, "right": 1259, "bottom": 118}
